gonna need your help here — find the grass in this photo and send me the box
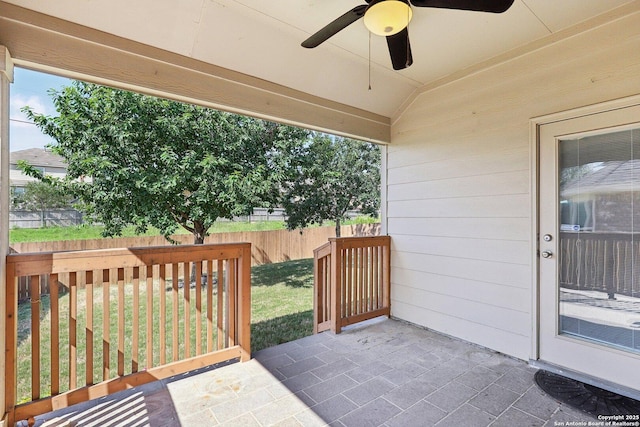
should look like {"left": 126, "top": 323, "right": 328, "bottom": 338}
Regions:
{"left": 251, "top": 259, "right": 314, "bottom": 350}
{"left": 15, "top": 258, "right": 314, "bottom": 404}
{"left": 9, "top": 221, "right": 283, "bottom": 244}
{"left": 9, "top": 216, "right": 378, "bottom": 244}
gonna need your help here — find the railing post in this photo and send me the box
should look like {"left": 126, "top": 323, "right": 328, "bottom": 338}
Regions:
{"left": 312, "top": 242, "right": 332, "bottom": 334}
{"left": 382, "top": 236, "right": 391, "bottom": 312}
{"left": 237, "top": 243, "right": 251, "bottom": 361}
{"left": 5, "top": 263, "right": 17, "bottom": 424}
{"left": 312, "top": 253, "right": 320, "bottom": 334}
{"left": 329, "top": 238, "right": 342, "bottom": 334}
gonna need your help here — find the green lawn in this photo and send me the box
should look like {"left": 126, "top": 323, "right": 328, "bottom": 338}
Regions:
{"left": 9, "top": 217, "right": 378, "bottom": 243}
{"left": 9, "top": 221, "right": 285, "bottom": 243}
{"left": 16, "top": 258, "right": 314, "bottom": 404}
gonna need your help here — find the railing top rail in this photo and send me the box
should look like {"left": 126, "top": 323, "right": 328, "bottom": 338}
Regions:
{"left": 329, "top": 235, "right": 390, "bottom": 249}
{"left": 6, "top": 242, "right": 251, "bottom": 276}
{"left": 313, "top": 242, "right": 332, "bottom": 258}
{"left": 560, "top": 232, "right": 640, "bottom": 240}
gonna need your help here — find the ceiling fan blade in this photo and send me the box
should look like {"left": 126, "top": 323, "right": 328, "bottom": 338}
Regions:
{"left": 302, "top": 5, "right": 368, "bottom": 48}
{"left": 386, "top": 28, "right": 413, "bottom": 70}
{"left": 409, "top": 0, "right": 514, "bottom": 13}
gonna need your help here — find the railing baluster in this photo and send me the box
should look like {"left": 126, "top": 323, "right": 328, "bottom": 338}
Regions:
{"left": 228, "top": 260, "right": 237, "bottom": 347}
{"left": 117, "top": 268, "right": 125, "bottom": 377}
{"left": 217, "top": 259, "right": 224, "bottom": 350}
{"left": 206, "top": 260, "right": 214, "bottom": 353}
{"left": 346, "top": 248, "right": 352, "bottom": 318}
{"left": 338, "top": 249, "right": 344, "bottom": 320}
{"left": 359, "top": 247, "right": 365, "bottom": 314}
{"left": 183, "top": 261, "right": 191, "bottom": 358}
{"left": 132, "top": 267, "right": 140, "bottom": 373}
{"left": 69, "top": 272, "right": 77, "bottom": 390}
{"left": 195, "top": 261, "right": 202, "bottom": 356}
{"left": 353, "top": 247, "right": 358, "bottom": 316}
{"left": 159, "top": 264, "right": 166, "bottom": 365}
{"left": 364, "top": 246, "right": 370, "bottom": 312}
{"left": 50, "top": 274, "right": 60, "bottom": 395}
{"left": 315, "top": 254, "right": 324, "bottom": 330}
{"left": 625, "top": 241, "right": 631, "bottom": 294}
{"left": 102, "top": 269, "right": 110, "bottom": 381}
{"left": 323, "top": 256, "right": 328, "bottom": 323}
{"left": 85, "top": 271, "right": 94, "bottom": 386}
{"left": 30, "top": 275, "right": 41, "bottom": 401}
{"left": 378, "top": 245, "right": 383, "bottom": 309}
{"left": 372, "top": 246, "right": 379, "bottom": 309}
{"left": 172, "top": 263, "right": 179, "bottom": 362}
{"left": 146, "top": 265, "right": 153, "bottom": 368}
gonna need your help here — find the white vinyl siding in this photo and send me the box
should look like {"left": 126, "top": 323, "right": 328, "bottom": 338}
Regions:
{"left": 387, "top": 9, "right": 640, "bottom": 360}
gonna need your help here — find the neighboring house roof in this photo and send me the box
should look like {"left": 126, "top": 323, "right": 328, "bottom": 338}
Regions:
{"left": 10, "top": 148, "right": 66, "bottom": 168}
{"left": 9, "top": 148, "right": 67, "bottom": 187}
{"left": 562, "top": 160, "right": 640, "bottom": 198}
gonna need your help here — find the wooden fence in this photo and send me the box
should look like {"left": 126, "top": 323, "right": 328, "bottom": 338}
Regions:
{"left": 560, "top": 232, "right": 640, "bottom": 297}
{"left": 12, "top": 223, "right": 380, "bottom": 301}
{"left": 313, "top": 236, "right": 390, "bottom": 334}
{"left": 5, "top": 243, "right": 251, "bottom": 424}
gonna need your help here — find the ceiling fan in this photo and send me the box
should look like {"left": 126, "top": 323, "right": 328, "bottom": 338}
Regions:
{"left": 302, "top": 0, "right": 515, "bottom": 70}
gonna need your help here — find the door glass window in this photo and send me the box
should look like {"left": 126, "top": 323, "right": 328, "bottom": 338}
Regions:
{"left": 558, "top": 128, "right": 640, "bottom": 353}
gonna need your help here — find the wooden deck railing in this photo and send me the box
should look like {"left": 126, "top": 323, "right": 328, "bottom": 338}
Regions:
{"left": 313, "top": 236, "right": 390, "bottom": 334}
{"left": 5, "top": 243, "right": 251, "bottom": 424}
{"left": 560, "top": 232, "right": 640, "bottom": 297}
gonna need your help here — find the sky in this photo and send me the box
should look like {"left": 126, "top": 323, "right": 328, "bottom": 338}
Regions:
{"left": 9, "top": 67, "right": 72, "bottom": 152}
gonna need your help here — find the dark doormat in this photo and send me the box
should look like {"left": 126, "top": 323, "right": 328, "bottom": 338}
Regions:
{"left": 535, "top": 370, "right": 640, "bottom": 418}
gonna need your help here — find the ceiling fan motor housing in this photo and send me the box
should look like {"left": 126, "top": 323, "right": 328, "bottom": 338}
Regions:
{"left": 364, "top": 0, "right": 413, "bottom": 37}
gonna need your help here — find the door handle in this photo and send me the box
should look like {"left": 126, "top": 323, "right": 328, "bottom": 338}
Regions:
{"left": 541, "top": 250, "right": 553, "bottom": 259}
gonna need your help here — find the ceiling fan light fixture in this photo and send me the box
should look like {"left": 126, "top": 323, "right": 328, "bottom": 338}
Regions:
{"left": 364, "top": 0, "right": 413, "bottom": 37}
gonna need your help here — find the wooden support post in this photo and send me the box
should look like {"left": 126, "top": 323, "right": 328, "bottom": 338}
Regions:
{"left": 0, "top": 45, "right": 14, "bottom": 424}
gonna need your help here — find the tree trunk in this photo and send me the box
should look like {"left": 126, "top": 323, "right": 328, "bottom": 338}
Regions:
{"left": 190, "top": 221, "right": 207, "bottom": 285}
{"left": 335, "top": 218, "right": 341, "bottom": 237}
{"left": 193, "top": 221, "right": 206, "bottom": 244}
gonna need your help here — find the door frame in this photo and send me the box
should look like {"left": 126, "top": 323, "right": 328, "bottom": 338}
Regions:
{"left": 529, "top": 94, "right": 640, "bottom": 397}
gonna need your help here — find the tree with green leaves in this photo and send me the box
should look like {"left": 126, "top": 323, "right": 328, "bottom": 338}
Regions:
{"left": 22, "top": 81, "right": 309, "bottom": 243}
{"left": 281, "top": 133, "right": 380, "bottom": 237}
{"left": 11, "top": 180, "right": 75, "bottom": 227}
{"left": 11, "top": 180, "right": 74, "bottom": 212}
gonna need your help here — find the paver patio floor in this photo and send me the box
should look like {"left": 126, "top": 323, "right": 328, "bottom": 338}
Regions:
{"left": 32, "top": 318, "right": 592, "bottom": 426}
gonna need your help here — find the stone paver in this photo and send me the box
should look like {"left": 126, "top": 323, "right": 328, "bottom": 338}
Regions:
{"left": 31, "top": 318, "right": 600, "bottom": 427}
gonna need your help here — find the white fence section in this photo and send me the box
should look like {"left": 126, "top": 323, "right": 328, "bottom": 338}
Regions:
{"left": 10, "top": 209, "right": 83, "bottom": 228}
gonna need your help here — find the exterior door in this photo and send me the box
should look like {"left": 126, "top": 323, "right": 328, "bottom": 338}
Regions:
{"left": 539, "top": 105, "right": 640, "bottom": 391}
